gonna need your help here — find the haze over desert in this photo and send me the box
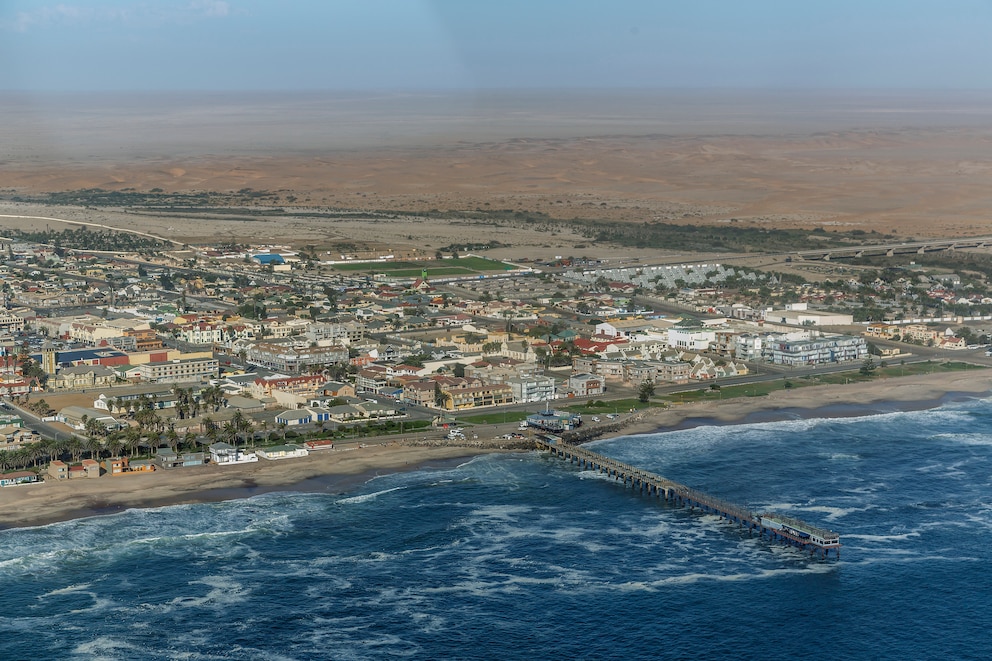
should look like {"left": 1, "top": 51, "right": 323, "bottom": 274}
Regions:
{"left": 4, "top": 90, "right": 992, "bottom": 246}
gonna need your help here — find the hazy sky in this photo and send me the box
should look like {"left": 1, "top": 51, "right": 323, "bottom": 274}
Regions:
{"left": 3, "top": 0, "right": 992, "bottom": 91}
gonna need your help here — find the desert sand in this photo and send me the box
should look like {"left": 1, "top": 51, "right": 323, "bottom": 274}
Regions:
{"left": 2, "top": 369, "right": 988, "bottom": 530}
{"left": 4, "top": 90, "right": 992, "bottom": 251}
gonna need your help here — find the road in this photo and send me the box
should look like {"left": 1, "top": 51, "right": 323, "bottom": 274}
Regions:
{"left": 2, "top": 398, "right": 80, "bottom": 443}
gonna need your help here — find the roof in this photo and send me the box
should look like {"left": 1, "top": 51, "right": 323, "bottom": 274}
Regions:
{"left": 276, "top": 409, "right": 312, "bottom": 421}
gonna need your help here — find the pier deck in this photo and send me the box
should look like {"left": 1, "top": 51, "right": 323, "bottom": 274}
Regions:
{"left": 535, "top": 437, "right": 841, "bottom": 558}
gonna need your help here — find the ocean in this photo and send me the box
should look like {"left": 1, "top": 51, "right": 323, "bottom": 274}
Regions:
{"left": 2, "top": 398, "right": 991, "bottom": 660}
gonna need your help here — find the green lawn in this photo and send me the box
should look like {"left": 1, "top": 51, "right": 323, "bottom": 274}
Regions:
{"left": 562, "top": 398, "right": 654, "bottom": 413}
{"left": 388, "top": 267, "right": 476, "bottom": 277}
{"left": 458, "top": 411, "right": 531, "bottom": 425}
{"left": 446, "top": 256, "right": 515, "bottom": 271}
{"left": 813, "top": 360, "right": 983, "bottom": 386}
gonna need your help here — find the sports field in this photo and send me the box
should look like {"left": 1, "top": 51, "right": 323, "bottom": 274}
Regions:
{"left": 330, "top": 256, "right": 515, "bottom": 276}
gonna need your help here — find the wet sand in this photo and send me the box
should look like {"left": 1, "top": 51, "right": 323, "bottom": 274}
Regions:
{"left": 1, "top": 369, "right": 989, "bottom": 529}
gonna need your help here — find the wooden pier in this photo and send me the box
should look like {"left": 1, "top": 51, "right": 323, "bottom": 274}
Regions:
{"left": 535, "top": 437, "right": 841, "bottom": 558}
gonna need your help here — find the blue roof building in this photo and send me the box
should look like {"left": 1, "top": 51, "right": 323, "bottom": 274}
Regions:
{"left": 251, "top": 254, "right": 286, "bottom": 265}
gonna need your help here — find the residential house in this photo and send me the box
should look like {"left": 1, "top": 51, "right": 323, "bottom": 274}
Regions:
{"left": 257, "top": 444, "right": 309, "bottom": 460}
{"left": 568, "top": 373, "right": 605, "bottom": 397}
{"left": 275, "top": 409, "right": 313, "bottom": 427}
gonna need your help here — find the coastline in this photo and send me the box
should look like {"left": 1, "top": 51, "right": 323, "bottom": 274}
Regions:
{"left": 605, "top": 370, "right": 992, "bottom": 438}
{"left": 1, "top": 369, "right": 989, "bottom": 530}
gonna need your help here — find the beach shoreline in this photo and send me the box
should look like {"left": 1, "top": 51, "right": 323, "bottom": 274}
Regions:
{"left": 1, "top": 370, "right": 989, "bottom": 530}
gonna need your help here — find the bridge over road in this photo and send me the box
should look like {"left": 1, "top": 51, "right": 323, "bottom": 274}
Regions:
{"left": 795, "top": 236, "right": 992, "bottom": 261}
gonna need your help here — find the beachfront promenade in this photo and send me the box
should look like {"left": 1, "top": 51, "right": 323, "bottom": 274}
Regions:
{"left": 535, "top": 437, "right": 841, "bottom": 558}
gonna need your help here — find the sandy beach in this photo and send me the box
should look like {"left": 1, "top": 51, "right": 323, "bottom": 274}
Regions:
{"left": 2, "top": 369, "right": 989, "bottom": 529}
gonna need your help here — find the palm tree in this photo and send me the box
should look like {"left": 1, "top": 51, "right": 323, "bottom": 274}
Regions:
{"left": 12, "top": 447, "right": 32, "bottom": 470}
{"left": 124, "top": 426, "right": 141, "bottom": 457}
{"left": 85, "top": 436, "right": 103, "bottom": 461}
{"left": 183, "top": 431, "right": 198, "bottom": 452}
{"left": 222, "top": 421, "right": 237, "bottom": 445}
{"left": 165, "top": 428, "right": 180, "bottom": 453}
{"left": 105, "top": 436, "right": 124, "bottom": 458}
{"left": 67, "top": 438, "right": 83, "bottom": 463}
{"left": 203, "top": 417, "right": 219, "bottom": 443}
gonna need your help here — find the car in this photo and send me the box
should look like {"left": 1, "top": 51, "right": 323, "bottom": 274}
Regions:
{"left": 591, "top": 416, "right": 600, "bottom": 422}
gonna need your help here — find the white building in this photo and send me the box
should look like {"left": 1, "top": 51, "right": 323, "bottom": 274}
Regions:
{"left": 256, "top": 444, "right": 309, "bottom": 460}
{"left": 506, "top": 375, "right": 556, "bottom": 403}
{"left": 208, "top": 442, "right": 258, "bottom": 465}
{"left": 667, "top": 325, "right": 716, "bottom": 352}
{"left": 764, "top": 304, "right": 854, "bottom": 327}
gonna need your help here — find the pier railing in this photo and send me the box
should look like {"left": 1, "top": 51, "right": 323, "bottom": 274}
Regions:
{"left": 535, "top": 437, "right": 840, "bottom": 558}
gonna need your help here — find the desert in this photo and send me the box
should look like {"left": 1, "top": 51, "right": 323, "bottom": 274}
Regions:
{"left": 4, "top": 90, "right": 992, "bottom": 256}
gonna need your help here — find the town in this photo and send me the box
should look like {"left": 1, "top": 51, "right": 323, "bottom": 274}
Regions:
{"left": 1, "top": 210, "right": 991, "bottom": 486}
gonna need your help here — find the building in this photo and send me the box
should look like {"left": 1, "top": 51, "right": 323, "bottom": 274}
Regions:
{"left": 246, "top": 341, "right": 348, "bottom": 373}
{"left": 764, "top": 305, "right": 854, "bottom": 327}
{"left": 48, "top": 460, "right": 68, "bottom": 480}
{"left": 319, "top": 381, "right": 356, "bottom": 398}
{"left": 667, "top": 325, "right": 717, "bottom": 352}
{"left": 306, "top": 321, "right": 365, "bottom": 345}
{"left": 764, "top": 334, "right": 867, "bottom": 366}
{"left": 568, "top": 373, "right": 606, "bottom": 397}
{"left": 0, "top": 311, "right": 25, "bottom": 334}
{"left": 52, "top": 365, "right": 118, "bottom": 390}
{"left": 524, "top": 408, "right": 582, "bottom": 432}
{"left": 208, "top": 442, "right": 258, "bottom": 465}
{"left": 275, "top": 409, "right": 313, "bottom": 427}
{"left": 135, "top": 357, "right": 219, "bottom": 384}
{"left": 59, "top": 406, "right": 122, "bottom": 432}
{"left": 0, "top": 425, "right": 40, "bottom": 451}
{"left": 0, "top": 471, "right": 39, "bottom": 487}
{"left": 249, "top": 374, "right": 325, "bottom": 399}
{"left": 256, "top": 444, "right": 309, "bottom": 460}
{"left": 505, "top": 375, "right": 556, "bottom": 403}
{"left": 439, "top": 382, "right": 513, "bottom": 411}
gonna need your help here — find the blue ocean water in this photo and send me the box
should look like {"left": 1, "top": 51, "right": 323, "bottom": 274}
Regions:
{"left": 2, "top": 398, "right": 992, "bottom": 660}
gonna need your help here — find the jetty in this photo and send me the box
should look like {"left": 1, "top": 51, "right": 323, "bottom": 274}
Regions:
{"left": 535, "top": 437, "right": 841, "bottom": 558}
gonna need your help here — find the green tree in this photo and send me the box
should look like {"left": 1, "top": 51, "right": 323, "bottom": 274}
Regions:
{"left": 859, "top": 356, "right": 877, "bottom": 377}
{"left": 638, "top": 380, "right": 655, "bottom": 403}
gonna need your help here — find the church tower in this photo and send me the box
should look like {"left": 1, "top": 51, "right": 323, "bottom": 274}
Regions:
{"left": 41, "top": 342, "right": 57, "bottom": 376}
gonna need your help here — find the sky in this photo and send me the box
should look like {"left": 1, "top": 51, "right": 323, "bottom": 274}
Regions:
{"left": 3, "top": 0, "right": 992, "bottom": 91}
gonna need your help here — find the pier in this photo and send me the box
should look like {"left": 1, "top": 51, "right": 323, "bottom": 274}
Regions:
{"left": 535, "top": 437, "right": 841, "bottom": 558}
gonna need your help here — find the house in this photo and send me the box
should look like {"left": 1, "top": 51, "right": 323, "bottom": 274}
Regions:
{"left": 103, "top": 456, "right": 129, "bottom": 475}
{"left": 0, "top": 471, "right": 39, "bottom": 487}
{"left": 569, "top": 373, "right": 605, "bottom": 397}
{"left": 208, "top": 442, "right": 258, "bottom": 465}
{"left": 0, "top": 426, "right": 39, "bottom": 451}
{"left": 275, "top": 409, "right": 313, "bottom": 427}
{"left": 59, "top": 406, "right": 122, "bottom": 432}
{"left": 319, "top": 381, "right": 356, "bottom": 398}
{"left": 322, "top": 404, "right": 365, "bottom": 423}
{"left": 48, "top": 460, "right": 68, "bottom": 480}
{"left": 155, "top": 448, "right": 181, "bottom": 469}
{"left": 69, "top": 459, "right": 101, "bottom": 478}
{"left": 256, "top": 444, "right": 309, "bottom": 460}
